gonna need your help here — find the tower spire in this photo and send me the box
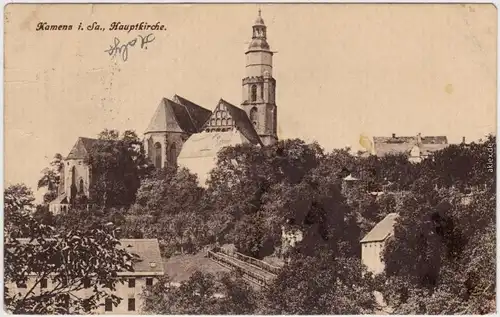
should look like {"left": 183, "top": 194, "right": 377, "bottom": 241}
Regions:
{"left": 249, "top": 9, "right": 269, "bottom": 47}
{"left": 241, "top": 8, "right": 278, "bottom": 146}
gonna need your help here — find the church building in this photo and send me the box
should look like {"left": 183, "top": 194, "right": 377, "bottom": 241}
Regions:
{"left": 143, "top": 10, "right": 278, "bottom": 185}
{"left": 49, "top": 10, "right": 278, "bottom": 213}
{"left": 49, "top": 137, "right": 116, "bottom": 214}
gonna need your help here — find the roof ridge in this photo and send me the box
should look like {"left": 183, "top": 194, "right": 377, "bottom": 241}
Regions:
{"left": 173, "top": 95, "right": 199, "bottom": 132}
{"left": 360, "top": 213, "right": 399, "bottom": 243}
{"left": 166, "top": 98, "right": 197, "bottom": 133}
{"left": 219, "top": 99, "right": 263, "bottom": 146}
{"left": 174, "top": 95, "right": 212, "bottom": 131}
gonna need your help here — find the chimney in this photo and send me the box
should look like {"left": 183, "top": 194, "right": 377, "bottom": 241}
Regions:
{"left": 462, "top": 136, "right": 466, "bottom": 144}
{"left": 417, "top": 133, "right": 422, "bottom": 144}
{"left": 392, "top": 133, "right": 396, "bottom": 138}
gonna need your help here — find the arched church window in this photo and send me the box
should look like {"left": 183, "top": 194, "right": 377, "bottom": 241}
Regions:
{"left": 154, "top": 142, "right": 162, "bottom": 168}
{"left": 251, "top": 85, "right": 257, "bottom": 102}
{"left": 221, "top": 119, "right": 227, "bottom": 126}
{"left": 79, "top": 179, "right": 84, "bottom": 194}
{"left": 70, "top": 166, "right": 77, "bottom": 203}
{"left": 169, "top": 143, "right": 177, "bottom": 166}
{"left": 211, "top": 119, "right": 215, "bottom": 126}
{"left": 250, "top": 107, "right": 258, "bottom": 126}
{"left": 216, "top": 118, "right": 221, "bottom": 126}
{"left": 228, "top": 118, "right": 233, "bottom": 126}
{"left": 260, "top": 84, "right": 264, "bottom": 100}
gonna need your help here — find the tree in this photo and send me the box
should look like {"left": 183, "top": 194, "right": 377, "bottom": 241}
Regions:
{"left": 121, "top": 130, "right": 154, "bottom": 179}
{"left": 52, "top": 206, "right": 127, "bottom": 233}
{"left": 37, "top": 154, "right": 64, "bottom": 204}
{"left": 4, "top": 184, "right": 138, "bottom": 314}
{"left": 260, "top": 249, "right": 377, "bottom": 314}
{"left": 418, "top": 134, "right": 496, "bottom": 192}
{"left": 33, "top": 205, "right": 55, "bottom": 227}
{"left": 141, "top": 271, "right": 258, "bottom": 314}
{"left": 87, "top": 129, "right": 153, "bottom": 208}
{"left": 87, "top": 139, "right": 137, "bottom": 208}
{"left": 5, "top": 184, "right": 35, "bottom": 222}
{"left": 260, "top": 158, "right": 360, "bottom": 259}
{"left": 380, "top": 138, "right": 496, "bottom": 314}
{"left": 126, "top": 167, "right": 208, "bottom": 256}
{"left": 205, "top": 139, "right": 324, "bottom": 256}
{"left": 135, "top": 167, "right": 204, "bottom": 215}
{"left": 231, "top": 211, "right": 273, "bottom": 258}
{"left": 97, "top": 129, "right": 120, "bottom": 141}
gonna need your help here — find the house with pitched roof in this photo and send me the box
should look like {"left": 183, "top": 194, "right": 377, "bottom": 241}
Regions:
{"left": 7, "top": 238, "right": 163, "bottom": 314}
{"left": 144, "top": 10, "right": 278, "bottom": 186}
{"left": 365, "top": 133, "right": 449, "bottom": 163}
{"left": 360, "top": 213, "right": 399, "bottom": 275}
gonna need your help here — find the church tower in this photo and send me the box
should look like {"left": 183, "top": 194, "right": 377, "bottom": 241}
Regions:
{"left": 241, "top": 10, "right": 278, "bottom": 146}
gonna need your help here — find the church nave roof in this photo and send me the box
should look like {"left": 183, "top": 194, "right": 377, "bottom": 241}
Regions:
{"left": 145, "top": 97, "right": 211, "bottom": 134}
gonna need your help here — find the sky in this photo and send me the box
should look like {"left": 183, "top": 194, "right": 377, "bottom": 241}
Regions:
{"left": 4, "top": 3, "right": 497, "bottom": 200}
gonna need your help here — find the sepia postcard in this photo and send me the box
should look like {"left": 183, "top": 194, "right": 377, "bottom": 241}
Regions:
{"left": 3, "top": 3, "right": 497, "bottom": 315}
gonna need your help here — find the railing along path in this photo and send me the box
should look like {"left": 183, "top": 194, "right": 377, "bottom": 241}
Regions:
{"left": 206, "top": 249, "right": 280, "bottom": 286}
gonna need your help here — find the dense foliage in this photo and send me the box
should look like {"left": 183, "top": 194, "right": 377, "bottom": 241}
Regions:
{"left": 4, "top": 184, "right": 138, "bottom": 314}
{"left": 15, "top": 134, "right": 496, "bottom": 314}
{"left": 141, "top": 271, "right": 259, "bottom": 314}
{"left": 260, "top": 250, "right": 377, "bottom": 314}
{"left": 381, "top": 135, "right": 496, "bottom": 314}
{"left": 37, "top": 154, "right": 64, "bottom": 203}
{"left": 37, "top": 129, "right": 152, "bottom": 209}
{"left": 88, "top": 129, "right": 152, "bottom": 208}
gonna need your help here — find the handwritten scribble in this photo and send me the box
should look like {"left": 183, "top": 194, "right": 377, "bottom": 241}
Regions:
{"left": 104, "top": 33, "right": 155, "bottom": 62}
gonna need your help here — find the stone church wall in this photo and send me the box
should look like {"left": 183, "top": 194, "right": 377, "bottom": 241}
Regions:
{"left": 144, "top": 132, "right": 190, "bottom": 168}
{"left": 63, "top": 159, "right": 91, "bottom": 198}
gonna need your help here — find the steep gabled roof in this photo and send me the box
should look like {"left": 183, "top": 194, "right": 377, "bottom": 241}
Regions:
{"left": 221, "top": 99, "right": 262, "bottom": 145}
{"left": 170, "top": 100, "right": 197, "bottom": 133}
{"left": 361, "top": 213, "right": 399, "bottom": 243}
{"left": 145, "top": 98, "right": 198, "bottom": 134}
{"left": 66, "top": 137, "right": 115, "bottom": 160}
{"left": 201, "top": 99, "right": 262, "bottom": 146}
{"left": 173, "top": 95, "right": 212, "bottom": 132}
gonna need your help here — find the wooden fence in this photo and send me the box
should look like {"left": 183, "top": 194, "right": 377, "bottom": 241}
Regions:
{"left": 207, "top": 250, "right": 272, "bottom": 287}
{"left": 218, "top": 249, "right": 281, "bottom": 275}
